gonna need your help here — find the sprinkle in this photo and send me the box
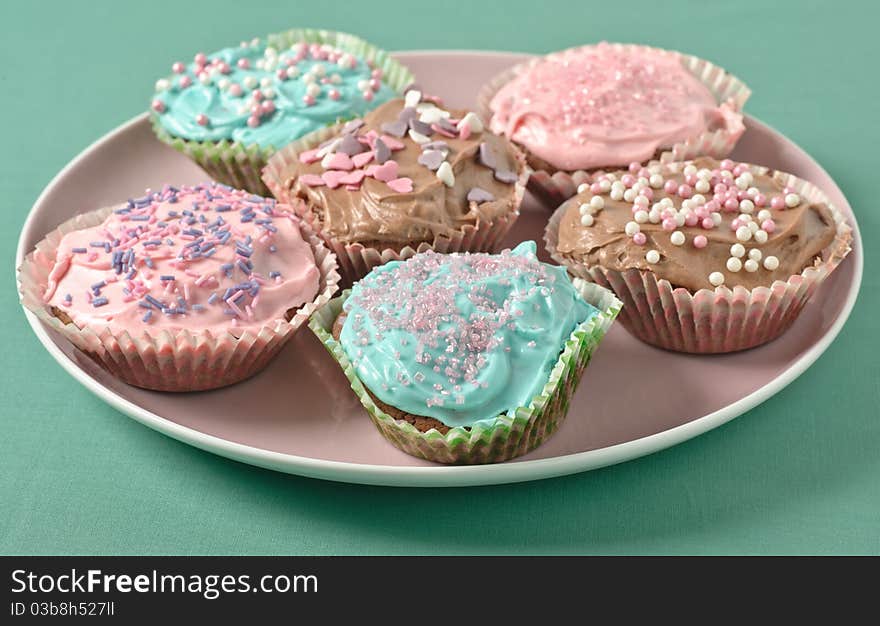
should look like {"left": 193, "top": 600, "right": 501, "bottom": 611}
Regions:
{"left": 92, "top": 296, "right": 109, "bottom": 307}
{"left": 142, "top": 310, "right": 153, "bottom": 322}
{"left": 71, "top": 247, "right": 87, "bottom": 254}
{"left": 709, "top": 271, "right": 725, "bottom": 287}
{"left": 467, "top": 187, "right": 495, "bottom": 203}
{"left": 417, "top": 150, "right": 445, "bottom": 171}
{"left": 436, "top": 161, "right": 455, "bottom": 187}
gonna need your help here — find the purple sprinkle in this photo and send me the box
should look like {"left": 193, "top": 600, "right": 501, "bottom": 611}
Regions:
{"left": 139, "top": 300, "right": 152, "bottom": 309}
{"left": 142, "top": 310, "right": 153, "bottom": 323}
{"left": 191, "top": 304, "right": 205, "bottom": 311}
{"left": 380, "top": 120, "right": 407, "bottom": 137}
{"left": 208, "top": 293, "right": 219, "bottom": 305}
{"left": 417, "top": 150, "right": 445, "bottom": 171}
{"left": 71, "top": 247, "right": 87, "bottom": 254}
{"left": 467, "top": 187, "right": 496, "bottom": 203}
{"left": 341, "top": 119, "right": 364, "bottom": 135}
{"left": 478, "top": 143, "right": 497, "bottom": 170}
{"left": 92, "top": 296, "right": 109, "bottom": 307}
{"left": 494, "top": 170, "right": 518, "bottom": 184}
{"left": 409, "top": 118, "right": 433, "bottom": 136}
{"left": 374, "top": 138, "right": 391, "bottom": 164}
{"left": 160, "top": 275, "right": 175, "bottom": 281}
{"left": 398, "top": 107, "right": 418, "bottom": 122}
{"left": 436, "top": 118, "right": 458, "bottom": 134}
{"left": 268, "top": 271, "right": 281, "bottom": 279}
{"left": 422, "top": 141, "right": 449, "bottom": 152}
{"left": 269, "top": 245, "right": 277, "bottom": 253}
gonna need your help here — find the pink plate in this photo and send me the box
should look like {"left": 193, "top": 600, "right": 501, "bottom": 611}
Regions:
{"left": 16, "top": 52, "right": 863, "bottom": 486}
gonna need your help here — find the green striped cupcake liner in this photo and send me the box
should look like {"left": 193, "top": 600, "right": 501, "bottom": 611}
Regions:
{"left": 309, "top": 280, "right": 622, "bottom": 465}
{"left": 150, "top": 28, "right": 415, "bottom": 196}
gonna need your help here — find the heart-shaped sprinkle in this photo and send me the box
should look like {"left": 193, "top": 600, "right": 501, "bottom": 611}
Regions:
{"left": 352, "top": 151, "right": 374, "bottom": 168}
{"left": 380, "top": 135, "right": 405, "bottom": 151}
{"left": 339, "top": 169, "right": 366, "bottom": 185}
{"left": 458, "top": 111, "right": 484, "bottom": 133}
{"left": 422, "top": 141, "right": 449, "bottom": 153}
{"left": 418, "top": 105, "right": 450, "bottom": 124}
{"left": 431, "top": 123, "right": 457, "bottom": 138}
{"left": 478, "top": 143, "right": 497, "bottom": 169}
{"left": 299, "top": 174, "right": 325, "bottom": 187}
{"left": 324, "top": 152, "right": 354, "bottom": 171}
{"left": 494, "top": 169, "right": 518, "bottom": 184}
{"left": 436, "top": 161, "right": 455, "bottom": 187}
{"left": 404, "top": 90, "right": 421, "bottom": 109}
{"left": 380, "top": 120, "right": 407, "bottom": 137}
{"left": 316, "top": 137, "right": 342, "bottom": 158}
{"left": 298, "top": 148, "right": 321, "bottom": 164}
{"left": 341, "top": 119, "right": 364, "bottom": 134}
{"left": 467, "top": 187, "right": 496, "bottom": 203}
{"left": 361, "top": 130, "right": 379, "bottom": 147}
{"left": 322, "top": 170, "right": 347, "bottom": 189}
{"left": 387, "top": 177, "right": 414, "bottom": 193}
{"left": 337, "top": 133, "right": 367, "bottom": 155}
{"left": 417, "top": 150, "right": 445, "bottom": 171}
{"left": 375, "top": 138, "right": 391, "bottom": 164}
{"left": 408, "top": 129, "right": 430, "bottom": 144}
{"left": 368, "top": 160, "right": 399, "bottom": 182}
{"left": 409, "top": 118, "right": 433, "bottom": 136}
{"left": 458, "top": 122, "right": 472, "bottom": 140}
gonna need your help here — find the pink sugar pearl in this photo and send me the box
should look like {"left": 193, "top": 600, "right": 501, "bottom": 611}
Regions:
{"left": 228, "top": 83, "right": 242, "bottom": 97}
{"left": 638, "top": 167, "right": 650, "bottom": 179}
{"left": 693, "top": 235, "right": 708, "bottom": 248}
{"left": 771, "top": 196, "right": 786, "bottom": 210}
{"left": 704, "top": 200, "right": 720, "bottom": 212}
{"left": 218, "top": 62, "right": 231, "bottom": 74}
{"left": 172, "top": 62, "right": 185, "bottom": 74}
{"left": 276, "top": 69, "right": 288, "bottom": 80}
{"left": 639, "top": 188, "right": 654, "bottom": 201}
{"left": 261, "top": 100, "right": 275, "bottom": 114}
{"left": 633, "top": 232, "right": 647, "bottom": 245}
{"left": 685, "top": 213, "right": 699, "bottom": 227}
{"left": 302, "top": 94, "right": 316, "bottom": 106}
{"left": 701, "top": 217, "right": 715, "bottom": 229}
{"left": 247, "top": 115, "right": 260, "bottom": 128}
{"left": 371, "top": 68, "right": 383, "bottom": 79}
{"left": 151, "top": 99, "right": 165, "bottom": 113}
{"left": 754, "top": 193, "right": 767, "bottom": 207}
{"left": 196, "top": 114, "right": 209, "bottom": 126}
{"left": 731, "top": 218, "right": 742, "bottom": 230}
{"left": 663, "top": 180, "right": 678, "bottom": 194}
{"left": 369, "top": 78, "right": 381, "bottom": 91}
{"left": 714, "top": 183, "right": 728, "bottom": 195}
{"left": 179, "top": 75, "right": 192, "bottom": 88}
{"left": 662, "top": 218, "right": 676, "bottom": 231}
{"left": 677, "top": 184, "right": 693, "bottom": 199}
{"left": 362, "top": 90, "right": 374, "bottom": 102}
{"left": 761, "top": 219, "right": 776, "bottom": 233}
{"left": 720, "top": 159, "right": 735, "bottom": 171}
{"left": 733, "top": 164, "right": 748, "bottom": 176}
{"left": 237, "top": 58, "right": 250, "bottom": 69}
{"left": 685, "top": 174, "right": 698, "bottom": 186}
{"left": 252, "top": 89, "right": 263, "bottom": 101}
{"left": 194, "top": 52, "right": 207, "bottom": 66}
{"left": 329, "top": 89, "right": 341, "bottom": 101}
{"left": 590, "top": 182, "right": 603, "bottom": 194}
{"left": 724, "top": 198, "right": 739, "bottom": 211}
{"left": 621, "top": 174, "right": 636, "bottom": 187}
{"left": 628, "top": 162, "right": 640, "bottom": 173}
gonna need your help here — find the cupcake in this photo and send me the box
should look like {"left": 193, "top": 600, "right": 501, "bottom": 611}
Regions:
{"left": 263, "top": 89, "right": 528, "bottom": 285}
{"left": 309, "top": 241, "right": 620, "bottom": 464}
{"left": 545, "top": 157, "right": 852, "bottom": 353}
{"left": 18, "top": 183, "right": 339, "bottom": 391}
{"left": 478, "top": 42, "right": 750, "bottom": 205}
{"left": 150, "top": 29, "right": 414, "bottom": 195}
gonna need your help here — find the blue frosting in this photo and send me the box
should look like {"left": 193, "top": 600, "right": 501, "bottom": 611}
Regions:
{"left": 339, "top": 242, "right": 598, "bottom": 429}
{"left": 152, "top": 41, "right": 396, "bottom": 148}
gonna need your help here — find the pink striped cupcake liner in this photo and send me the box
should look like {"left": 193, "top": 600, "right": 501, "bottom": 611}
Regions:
{"left": 262, "top": 121, "right": 528, "bottom": 286}
{"left": 545, "top": 162, "right": 853, "bottom": 354}
{"left": 18, "top": 205, "right": 340, "bottom": 391}
{"left": 477, "top": 43, "right": 751, "bottom": 207}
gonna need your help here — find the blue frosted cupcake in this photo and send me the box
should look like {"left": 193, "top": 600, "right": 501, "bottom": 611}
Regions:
{"left": 150, "top": 28, "right": 414, "bottom": 194}
{"left": 309, "top": 241, "right": 621, "bottom": 464}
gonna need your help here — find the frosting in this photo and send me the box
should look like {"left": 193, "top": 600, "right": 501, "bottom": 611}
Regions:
{"left": 152, "top": 39, "right": 396, "bottom": 148}
{"left": 284, "top": 93, "right": 522, "bottom": 245}
{"left": 44, "top": 183, "right": 320, "bottom": 333}
{"left": 489, "top": 42, "right": 731, "bottom": 171}
{"left": 555, "top": 157, "right": 837, "bottom": 291}
{"left": 339, "top": 241, "right": 597, "bottom": 428}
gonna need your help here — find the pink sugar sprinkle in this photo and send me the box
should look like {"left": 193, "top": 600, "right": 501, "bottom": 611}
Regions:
{"left": 352, "top": 151, "right": 374, "bottom": 168}
{"left": 431, "top": 123, "right": 457, "bottom": 138}
{"left": 299, "top": 174, "right": 326, "bottom": 187}
{"left": 457, "top": 122, "right": 472, "bottom": 140}
{"left": 379, "top": 135, "right": 405, "bottom": 150}
{"left": 325, "top": 152, "right": 354, "bottom": 171}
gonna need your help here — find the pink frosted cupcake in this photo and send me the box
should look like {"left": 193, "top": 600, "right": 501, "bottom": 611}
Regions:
{"left": 478, "top": 42, "right": 750, "bottom": 205}
{"left": 545, "top": 157, "right": 852, "bottom": 353}
{"left": 18, "top": 183, "right": 339, "bottom": 391}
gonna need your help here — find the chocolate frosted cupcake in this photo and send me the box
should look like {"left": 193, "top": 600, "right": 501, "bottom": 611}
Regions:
{"left": 546, "top": 157, "right": 852, "bottom": 353}
{"left": 150, "top": 29, "right": 414, "bottom": 195}
{"left": 309, "top": 241, "right": 620, "bottom": 464}
{"left": 263, "top": 90, "right": 527, "bottom": 285}
{"left": 18, "top": 183, "right": 339, "bottom": 391}
{"left": 477, "top": 42, "right": 750, "bottom": 204}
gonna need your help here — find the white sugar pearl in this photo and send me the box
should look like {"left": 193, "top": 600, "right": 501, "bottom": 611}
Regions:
{"left": 670, "top": 231, "right": 686, "bottom": 246}
{"left": 764, "top": 256, "right": 780, "bottom": 270}
{"left": 217, "top": 78, "right": 230, "bottom": 90}
{"left": 625, "top": 221, "right": 641, "bottom": 236}
{"left": 286, "top": 66, "right": 300, "bottom": 79}
{"left": 637, "top": 177, "right": 649, "bottom": 187}
{"left": 580, "top": 214, "right": 594, "bottom": 226}
{"left": 712, "top": 212, "right": 722, "bottom": 226}
{"left": 243, "top": 76, "right": 258, "bottom": 89}
{"left": 611, "top": 180, "right": 625, "bottom": 191}
{"left": 610, "top": 188, "right": 624, "bottom": 201}
{"left": 681, "top": 199, "right": 693, "bottom": 211}
{"left": 590, "top": 196, "right": 605, "bottom": 210}
{"left": 623, "top": 189, "right": 636, "bottom": 202}
{"left": 739, "top": 213, "right": 753, "bottom": 222}
{"left": 577, "top": 183, "right": 590, "bottom": 194}
{"left": 709, "top": 272, "right": 725, "bottom": 287}
{"left": 634, "top": 210, "right": 649, "bottom": 223}
{"left": 683, "top": 164, "right": 697, "bottom": 176}
{"left": 646, "top": 250, "right": 661, "bottom": 264}
{"left": 649, "top": 210, "right": 661, "bottom": 224}
{"left": 691, "top": 193, "right": 706, "bottom": 206}
{"left": 330, "top": 73, "right": 342, "bottom": 84}
{"left": 599, "top": 179, "right": 611, "bottom": 192}
{"left": 255, "top": 59, "right": 266, "bottom": 70}
{"left": 661, "top": 197, "right": 674, "bottom": 207}
{"left": 740, "top": 199, "right": 755, "bottom": 213}
{"left": 736, "top": 226, "right": 753, "bottom": 242}
{"left": 337, "top": 54, "right": 352, "bottom": 67}
{"left": 265, "top": 46, "right": 278, "bottom": 57}
{"left": 649, "top": 174, "right": 664, "bottom": 188}
{"left": 753, "top": 229, "right": 768, "bottom": 244}
{"left": 634, "top": 195, "right": 649, "bottom": 207}
{"left": 262, "top": 87, "right": 275, "bottom": 99}
{"left": 748, "top": 221, "right": 760, "bottom": 233}
{"left": 302, "top": 72, "right": 316, "bottom": 84}
{"left": 697, "top": 168, "right": 713, "bottom": 180}
{"left": 757, "top": 209, "right": 772, "bottom": 221}
{"left": 251, "top": 37, "right": 261, "bottom": 47}
{"left": 405, "top": 89, "right": 422, "bottom": 108}
{"left": 735, "top": 175, "right": 749, "bottom": 190}
{"left": 785, "top": 193, "right": 801, "bottom": 207}
{"left": 260, "top": 76, "right": 272, "bottom": 88}
{"left": 730, "top": 243, "right": 746, "bottom": 258}
{"left": 237, "top": 104, "right": 249, "bottom": 115}
{"left": 357, "top": 79, "right": 370, "bottom": 91}
{"left": 674, "top": 213, "right": 686, "bottom": 227}
{"left": 436, "top": 161, "right": 455, "bottom": 187}
{"left": 695, "top": 179, "right": 710, "bottom": 193}
{"left": 748, "top": 248, "right": 763, "bottom": 261}
{"left": 306, "top": 83, "right": 321, "bottom": 97}
{"left": 727, "top": 257, "right": 743, "bottom": 272}
{"left": 579, "top": 203, "right": 590, "bottom": 216}
{"left": 606, "top": 173, "right": 618, "bottom": 182}
{"left": 155, "top": 78, "right": 170, "bottom": 91}
{"left": 312, "top": 63, "right": 325, "bottom": 76}
{"left": 199, "top": 73, "right": 212, "bottom": 85}
{"left": 744, "top": 259, "right": 759, "bottom": 272}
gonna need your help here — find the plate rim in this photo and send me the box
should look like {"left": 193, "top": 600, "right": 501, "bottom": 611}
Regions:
{"left": 15, "top": 50, "right": 864, "bottom": 488}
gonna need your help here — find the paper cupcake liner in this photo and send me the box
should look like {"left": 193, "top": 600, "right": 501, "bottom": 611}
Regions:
{"left": 476, "top": 43, "right": 751, "bottom": 206}
{"left": 263, "top": 122, "right": 529, "bottom": 286}
{"left": 545, "top": 162, "right": 853, "bottom": 354}
{"left": 18, "top": 204, "right": 341, "bottom": 392}
{"left": 309, "top": 281, "right": 621, "bottom": 464}
{"left": 150, "top": 28, "right": 415, "bottom": 196}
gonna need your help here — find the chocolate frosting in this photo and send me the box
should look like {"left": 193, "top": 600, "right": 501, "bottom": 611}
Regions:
{"left": 555, "top": 157, "right": 837, "bottom": 292}
{"left": 282, "top": 98, "right": 522, "bottom": 245}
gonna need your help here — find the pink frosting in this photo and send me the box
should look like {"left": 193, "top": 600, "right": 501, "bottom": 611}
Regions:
{"left": 44, "top": 183, "right": 320, "bottom": 334}
{"left": 489, "top": 43, "right": 726, "bottom": 171}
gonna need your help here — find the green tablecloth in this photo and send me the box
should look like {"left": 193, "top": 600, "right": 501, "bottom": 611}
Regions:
{"left": 2, "top": 0, "right": 877, "bottom": 555}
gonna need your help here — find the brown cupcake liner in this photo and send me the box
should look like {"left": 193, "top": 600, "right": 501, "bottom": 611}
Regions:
{"left": 18, "top": 205, "right": 340, "bottom": 391}
{"left": 262, "top": 121, "right": 529, "bottom": 286}
{"left": 545, "top": 161, "right": 853, "bottom": 353}
{"left": 309, "top": 281, "right": 621, "bottom": 464}
{"left": 150, "top": 28, "right": 415, "bottom": 196}
{"left": 477, "top": 43, "right": 751, "bottom": 206}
